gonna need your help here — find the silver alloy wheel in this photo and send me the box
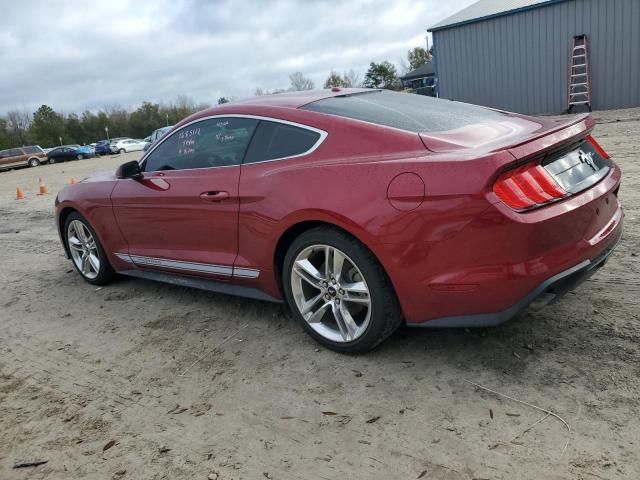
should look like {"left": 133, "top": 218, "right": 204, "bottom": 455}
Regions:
{"left": 290, "top": 244, "right": 371, "bottom": 343}
{"left": 67, "top": 220, "right": 100, "bottom": 280}
{"left": 29, "top": 158, "right": 39, "bottom": 167}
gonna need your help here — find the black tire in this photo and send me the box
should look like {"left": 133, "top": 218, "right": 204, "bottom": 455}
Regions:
{"left": 28, "top": 157, "right": 41, "bottom": 167}
{"left": 283, "top": 226, "right": 403, "bottom": 353}
{"left": 119, "top": 149, "right": 125, "bottom": 154}
{"left": 64, "top": 212, "right": 116, "bottom": 286}
{"left": 48, "top": 157, "right": 56, "bottom": 164}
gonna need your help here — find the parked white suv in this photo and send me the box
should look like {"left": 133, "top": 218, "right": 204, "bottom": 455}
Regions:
{"left": 111, "top": 139, "right": 147, "bottom": 154}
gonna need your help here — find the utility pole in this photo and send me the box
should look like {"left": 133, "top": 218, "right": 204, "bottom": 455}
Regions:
{"left": 425, "top": 31, "right": 431, "bottom": 60}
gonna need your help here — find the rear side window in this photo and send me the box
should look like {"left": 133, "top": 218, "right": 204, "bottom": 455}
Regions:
{"left": 9, "top": 148, "right": 23, "bottom": 156}
{"left": 302, "top": 90, "right": 504, "bottom": 133}
{"left": 244, "top": 121, "right": 321, "bottom": 164}
{"left": 23, "top": 146, "right": 42, "bottom": 154}
{"left": 143, "top": 117, "right": 258, "bottom": 172}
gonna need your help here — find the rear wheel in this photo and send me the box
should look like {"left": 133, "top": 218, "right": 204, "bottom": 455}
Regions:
{"left": 28, "top": 158, "right": 41, "bottom": 167}
{"left": 76, "top": 154, "right": 84, "bottom": 160}
{"left": 283, "top": 227, "right": 402, "bottom": 353}
{"left": 48, "top": 157, "right": 56, "bottom": 164}
{"left": 65, "top": 212, "right": 115, "bottom": 285}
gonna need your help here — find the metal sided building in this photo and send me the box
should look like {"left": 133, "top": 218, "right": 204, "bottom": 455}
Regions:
{"left": 428, "top": 0, "right": 640, "bottom": 114}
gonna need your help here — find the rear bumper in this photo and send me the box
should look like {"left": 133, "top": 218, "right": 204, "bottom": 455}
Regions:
{"left": 388, "top": 161, "right": 623, "bottom": 325}
{"left": 415, "top": 227, "right": 622, "bottom": 328}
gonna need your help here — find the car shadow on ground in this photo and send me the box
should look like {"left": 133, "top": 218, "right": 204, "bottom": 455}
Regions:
{"left": 50, "top": 264, "right": 637, "bottom": 395}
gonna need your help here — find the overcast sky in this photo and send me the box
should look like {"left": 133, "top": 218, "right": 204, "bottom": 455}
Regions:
{"left": 0, "top": 0, "right": 475, "bottom": 114}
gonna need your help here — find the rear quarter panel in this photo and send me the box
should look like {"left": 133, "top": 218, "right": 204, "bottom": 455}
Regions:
{"left": 235, "top": 108, "right": 621, "bottom": 323}
{"left": 235, "top": 112, "right": 500, "bottom": 301}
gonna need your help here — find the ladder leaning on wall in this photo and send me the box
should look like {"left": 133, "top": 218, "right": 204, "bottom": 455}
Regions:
{"left": 567, "top": 34, "right": 592, "bottom": 113}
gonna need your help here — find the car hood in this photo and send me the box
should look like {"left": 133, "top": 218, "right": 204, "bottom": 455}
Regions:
{"left": 77, "top": 170, "right": 118, "bottom": 183}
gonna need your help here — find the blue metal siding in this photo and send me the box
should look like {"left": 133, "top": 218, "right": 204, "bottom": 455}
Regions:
{"left": 433, "top": 0, "right": 640, "bottom": 114}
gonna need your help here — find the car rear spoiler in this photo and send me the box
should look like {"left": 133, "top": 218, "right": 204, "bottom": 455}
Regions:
{"left": 419, "top": 113, "right": 594, "bottom": 157}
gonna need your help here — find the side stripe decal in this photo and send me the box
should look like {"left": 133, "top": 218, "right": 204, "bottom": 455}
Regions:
{"left": 114, "top": 253, "right": 259, "bottom": 278}
{"left": 233, "top": 268, "right": 260, "bottom": 279}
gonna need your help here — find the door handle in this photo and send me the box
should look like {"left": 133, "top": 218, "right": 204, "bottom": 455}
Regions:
{"left": 199, "top": 191, "right": 230, "bottom": 202}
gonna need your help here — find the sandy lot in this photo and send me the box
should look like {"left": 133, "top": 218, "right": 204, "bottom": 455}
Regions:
{"left": 1, "top": 109, "right": 639, "bottom": 480}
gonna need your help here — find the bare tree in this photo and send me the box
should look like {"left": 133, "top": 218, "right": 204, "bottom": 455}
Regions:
{"left": 174, "top": 94, "right": 197, "bottom": 113}
{"left": 289, "top": 72, "right": 314, "bottom": 91}
{"left": 399, "top": 58, "right": 410, "bottom": 76}
{"left": 407, "top": 46, "right": 431, "bottom": 70}
{"left": 324, "top": 71, "right": 344, "bottom": 88}
{"left": 6, "top": 109, "right": 31, "bottom": 145}
{"left": 342, "top": 69, "right": 360, "bottom": 88}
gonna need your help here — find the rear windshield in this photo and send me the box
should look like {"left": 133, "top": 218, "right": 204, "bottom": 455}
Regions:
{"left": 302, "top": 90, "right": 504, "bottom": 133}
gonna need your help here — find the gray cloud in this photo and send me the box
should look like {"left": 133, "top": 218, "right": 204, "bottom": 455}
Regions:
{"left": 0, "top": 0, "right": 474, "bottom": 114}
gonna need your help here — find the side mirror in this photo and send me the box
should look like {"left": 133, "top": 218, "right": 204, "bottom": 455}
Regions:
{"left": 116, "top": 160, "right": 143, "bottom": 179}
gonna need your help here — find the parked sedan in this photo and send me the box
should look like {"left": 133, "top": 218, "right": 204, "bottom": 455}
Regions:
{"left": 111, "top": 138, "right": 147, "bottom": 154}
{"left": 47, "top": 145, "right": 94, "bottom": 164}
{"left": 55, "top": 89, "right": 623, "bottom": 352}
{"left": 95, "top": 140, "right": 111, "bottom": 156}
{"left": 143, "top": 126, "right": 173, "bottom": 152}
{"left": 106, "top": 138, "right": 127, "bottom": 154}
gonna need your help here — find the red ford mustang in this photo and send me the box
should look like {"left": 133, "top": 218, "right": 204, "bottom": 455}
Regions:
{"left": 55, "top": 89, "right": 623, "bottom": 352}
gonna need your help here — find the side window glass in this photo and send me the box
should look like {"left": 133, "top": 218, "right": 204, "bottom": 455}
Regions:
{"left": 244, "top": 121, "right": 321, "bottom": 164}
{"left": 9, "top": 148, "right": 23, "bottom": 156}
{"left": 143, "top": 117, "right": 258, "bottom": 172}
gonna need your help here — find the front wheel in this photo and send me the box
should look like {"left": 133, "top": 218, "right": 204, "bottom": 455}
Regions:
{"left": 48, "top": 157, "right": 56, "bottom": 164}
{"left": 76, "top": 154, "right": 84, "bottom": 160}
{"left": 283, "top": 227, "right": 402, "bottom": 353}
{"left": 118, "top": 149, "right": 125, "bottom": 154}
{"left": 65, "top": 212, "right": 115, "bottom": 285}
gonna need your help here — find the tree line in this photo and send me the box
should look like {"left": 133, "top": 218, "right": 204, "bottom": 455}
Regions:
{"left": 0, "top": 47, "right": 431, "bottom": 149}
{"left": 0, "top": 95, "right": 210, "bottom": 150}
{"left": 257, "top": 46, "right": 432, "bottom": 93}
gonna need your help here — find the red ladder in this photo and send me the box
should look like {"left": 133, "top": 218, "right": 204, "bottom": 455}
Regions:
{"left": 567, "top": 34, "right": 592, "bottom": 113}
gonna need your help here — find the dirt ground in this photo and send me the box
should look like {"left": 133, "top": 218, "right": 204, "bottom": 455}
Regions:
{"left": 1, "top": 108, "right": 639, "bottom": 480}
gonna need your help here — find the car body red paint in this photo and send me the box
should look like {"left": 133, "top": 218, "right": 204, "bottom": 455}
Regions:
{"left": 55, "top": 88, "right": 623, "bottom": 328}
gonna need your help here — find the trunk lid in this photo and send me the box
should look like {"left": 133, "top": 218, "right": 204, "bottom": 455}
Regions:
{"left": 419, "top": 112, "right": 593, "bottom": 155}
{"left": 421, "top": 112, "right": 611, "bottom": 199}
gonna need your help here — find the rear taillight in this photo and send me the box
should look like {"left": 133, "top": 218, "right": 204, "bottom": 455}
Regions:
{"left": 586, "top": 135, "right": 610, "bottom": 159}
{"left": 493, "top": 163, "right": 567, "bottom": 210}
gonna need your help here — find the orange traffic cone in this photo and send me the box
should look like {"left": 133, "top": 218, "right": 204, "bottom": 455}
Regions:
{"left": 36, "top": 178, "right": 49, "bottom": 195}
{"left": 16, "top": 186, "right": 25, "bottom": 200}
{"left": 70, "top": 177, "right": 77, "bottom": 185}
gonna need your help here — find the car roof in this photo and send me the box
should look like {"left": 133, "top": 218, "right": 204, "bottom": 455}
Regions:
{"left": 199, "top": 88, "right": 375, "bottom": 114}
{"left": 172, "top": 88, "right": 377, "bottom": 131}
